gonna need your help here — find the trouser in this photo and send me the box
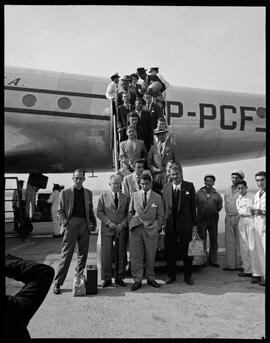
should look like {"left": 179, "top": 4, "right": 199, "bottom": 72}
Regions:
{"left": 101, "top": 233, "right": 128, "bottom": 281}
{"left": 51, "top": 209, "right": 61, "bottom": 236}
{"left": 253, "top": 216, "right": 265, "bottom": 280}
{"left": 129, "top": 225, "right": 158, "bottom": 283}
{"left": 238, "top": 216, "right": 261, "bottom": 276}
{"left": 224, "top": 214, "right": 242, "bottom": 269}
{"left": 54, "top": 217, "right": 90, "bottom": 286}
{"left": 197, "top": 218, "right": 218, "bottom": 263}
{"left": 165, "top": 230, "right": 193, "bottom": 279}
{"left": 25, "top": 190, "right": 36, "bottom": 218}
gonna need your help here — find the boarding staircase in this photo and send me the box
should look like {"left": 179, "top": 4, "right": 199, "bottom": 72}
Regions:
{"left": 4, "top": 176, "right": 26, "bottom": 241}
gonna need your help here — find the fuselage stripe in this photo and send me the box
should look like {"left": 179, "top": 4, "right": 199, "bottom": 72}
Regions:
{"left": 4, "top": 86, "right": 107, "bottom": 99}
{"left": 5, "top": 107, "right": 110, "bottom": 121}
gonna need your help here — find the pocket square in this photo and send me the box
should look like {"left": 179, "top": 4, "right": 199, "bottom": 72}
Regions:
{"left": 151, "top": 203, "right": 158, "bottom": 208}
{"left": 186, "top": 191, "right": 190, "bottom": 195}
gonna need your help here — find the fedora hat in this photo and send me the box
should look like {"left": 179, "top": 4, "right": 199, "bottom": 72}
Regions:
{"left": 110, "top": 72, "right": 120, "bottom": 81}
{"left": 153, "top": 127, "right": 168, "bottom": 135}
{"left": 121, "top": 75, "right": 131, "bottom": 82}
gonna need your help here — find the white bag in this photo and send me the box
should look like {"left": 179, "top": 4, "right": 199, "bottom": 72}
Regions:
{"left": 188, "top": 231, "right": 204, "bottom": 257}
{"left": 72, "top": 269, "right": 86, "bottom": 296}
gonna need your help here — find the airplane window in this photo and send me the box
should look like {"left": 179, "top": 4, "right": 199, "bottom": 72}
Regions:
{"left": 22, "top": 94, "right": 36, "bottom": 107}
{"left": 58, "top": 97, "right": 72, "bottom": 110}
{"left": 256, "top": 107, "right": 266, "bottom": 119}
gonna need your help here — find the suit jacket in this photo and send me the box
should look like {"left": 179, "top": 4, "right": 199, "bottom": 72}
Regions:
{"left": 143, "top": 102, "right": 163, "bottom": 135}
{"left": 57, "top": 186, "right": 97, "bottom": 234}
{"left": 117, "top": 91, "right": 136, "bottom": 107}
{"left": 162, "top": 181, "right": 196, "bottom": 234}
{"left": 128, "top": 190, "right": 164, "bottom": 238}
{"left": 147, "top": 140, "right": 182, "bottom": 175}
{"left": 119, "top": 139, "right": 147, "bottom": 168}
{"left": 122, "top": 172, "right": 141, "bottom": 196}
{"left": 135, "top": 110, "right": 151, "bottom": 150}
{"left": 97, "top": 192, "right": 130, "bottom": 237}
{"left": 117, "top": 103, "right": 133, "bottom": 128}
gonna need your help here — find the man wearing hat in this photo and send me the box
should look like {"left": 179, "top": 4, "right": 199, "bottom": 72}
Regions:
{"left": 12, "top": 180, "right": 26, "bottom": 231}
{"left": 223, "top": 170, "right": 245, "bottom": 271}
{"left": 136, "top": 67, "right": 149, "bottom": 95}
{"left": 147, "top": 67, "right": 170, "bottom": 114}
{"left": 147, "top": 127, "right": 182, "bottom": 188}
{"left": 105, "top": 73, "right": 120, "bottom": 101}
{"left": 196, "top": 175, "right": 223, "bottom": 267}
{"left": 117, "top": 75, "right": 136, "bottom": 107}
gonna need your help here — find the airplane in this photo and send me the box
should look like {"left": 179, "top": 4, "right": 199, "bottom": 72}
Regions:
{"left": 5, "top": 65, "right": 265, "bottom": 176}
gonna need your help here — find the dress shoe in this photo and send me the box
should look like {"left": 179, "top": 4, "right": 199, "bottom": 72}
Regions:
{"left": 184, "top": 277, "right": 194, "bottom": 285}
{"left": 259, "top": 280, "right": 265, "bottom": 287}
{"left": 147, "top": 279, "right": 160, "bottom": 288}
{"left": 165, "top": 276, "right": 176, "bottom": 285}
{"left": 209, "top": 262, "right": 219, "bottom": 267}
{"left": 117, "top": 278, "right": 127, "bottom": 287}
{"left": 223, "top": 267, "right": 237, "bottom": 271}
{"left": 102, "top": 279, "right": 112, "bottom": 287}
{"left": 238, "top": 272, "right": 252, "bottom": 277}
{"left": 53, "top": 284, "right": 61, "bottom": 295}
{"left": 131, "top": 282, "right": 142, "bottom": 291}
{"left": 251, "top": 276, "right": 261, "bottom": 284}
{"left": 238, "top": 267, "right": 244, "bottom": 272}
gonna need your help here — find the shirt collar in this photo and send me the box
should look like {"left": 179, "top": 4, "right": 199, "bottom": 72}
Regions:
{"left": 112, "top": 191, "right": 120, "bottom": 197}
{"left": 173, "top": 182, "right": 182, "bottom": 190}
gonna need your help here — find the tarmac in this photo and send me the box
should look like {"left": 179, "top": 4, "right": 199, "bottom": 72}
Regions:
{"left": 5, "top": 221, "right": 266, "bottom": 339}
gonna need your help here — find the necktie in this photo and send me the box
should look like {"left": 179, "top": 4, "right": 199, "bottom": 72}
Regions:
{"left": 143, "top": 192, "right": 147, "bottom": 208}
{"left": 174, "top": 187, "right": 180, "bottom": 205}
{"left": 259, "top": 190, "right": 264, "bottom": 198}
{"left": 114, "top": 193, "right": 118, "bottom": 209}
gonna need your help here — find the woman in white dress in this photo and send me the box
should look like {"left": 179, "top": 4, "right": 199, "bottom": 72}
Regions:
{"left": 47, "top": 184, "right": 61, "bottom": 237}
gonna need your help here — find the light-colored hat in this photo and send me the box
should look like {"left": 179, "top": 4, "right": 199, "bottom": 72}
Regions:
{"left": 231, "top": 169, "right": 245, "bottom": 179}
{"left": 153, "top": 128, "right": 168, "bottom": 135}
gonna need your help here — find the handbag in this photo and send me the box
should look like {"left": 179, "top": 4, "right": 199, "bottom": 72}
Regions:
{"left": 188, "top": 231, "right": 204, "bottom": 257}
{"left": 72, "top": 269, "right": 86, "bottom": 296}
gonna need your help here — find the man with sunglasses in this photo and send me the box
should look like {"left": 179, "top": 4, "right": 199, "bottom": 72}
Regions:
{"left": 53, "top": 169, "right": 97, "bottom": 294}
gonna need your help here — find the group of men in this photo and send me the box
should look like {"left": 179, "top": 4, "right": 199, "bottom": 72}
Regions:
{"left": 106, "top": 67, "right": 173, "bottom": 175}
{"left": 52, "top": 165, "right": 266, "bottom": 295}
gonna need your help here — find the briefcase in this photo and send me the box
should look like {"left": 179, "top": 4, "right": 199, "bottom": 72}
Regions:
{"left": 86, "top": 265, "right": 98, "bottom": 295}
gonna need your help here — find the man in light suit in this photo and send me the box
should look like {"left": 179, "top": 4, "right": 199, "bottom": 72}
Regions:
{"left": 97, "top": 175, "right": 130, "bottom": 287}
{"left": 53, "top": 169, "right": 97, "bottom": 294}
{"left": 122, "top": 159, "right": 145, "bottom": 196}
{"left": 119, "top": 126, "right": 147, "bottom": 171}
{"left": 148, "top": 128, "right": 182, "bottom": 187}
{"left": 128, "top": 173, "right": 164, "bottom": 291}
{"left": 162, "top": 166, "right": 197, "bottom": 285}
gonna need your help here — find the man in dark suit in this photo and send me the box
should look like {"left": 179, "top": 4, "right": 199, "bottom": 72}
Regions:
{"left": 117, "top": 92, "right": 133, "bottom": 128}
{"left": 117, "top": 75, "right": 136, "bottom": 107}
{"left": 133, "top": 98, "right": 151, "bottom": 151}
{"left": 5, "top": 254, "right": 54, "bottom": 340}
{"left": 162, "top": 166, "right": 197, "bottom": 285}
{"left": 128, "top": 173, "right": 164, "bottom": 291}
{"left": 97, "top": 174, "right": 130, "bottom": 287}
{"left": 143, "top": 91, "right": 164, "bottom": 145}
{"left": 53, "top": 169, "right": 97, "bottom": 294}
{"left": 118, "top": 112, "right": 144, "bottom": 142}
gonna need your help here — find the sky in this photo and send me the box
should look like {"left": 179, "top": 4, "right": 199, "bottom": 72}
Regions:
{"left": 4, "top": 5, "right": 266, "bottom": 192}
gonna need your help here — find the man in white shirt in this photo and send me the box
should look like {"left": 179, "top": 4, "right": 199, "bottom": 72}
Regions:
{"left": 105, "top": 73, "right": 120, "bottom": 101}
{"left": 97, "top": 175, "right": 130, "bottom": 287}
{"left": 122, "top": 159, "right": 145, "bottom": 196}
{"left": 251, "top": 171, "right": 266, "bottom": 287}
{"left": 128, "top": 173, "right": 164, "bottom": 291}
{"left": 236, "top": 180, "right": 261, "bottom": 283}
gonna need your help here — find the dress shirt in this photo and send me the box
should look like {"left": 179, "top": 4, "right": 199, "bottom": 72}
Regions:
{"left": 72, "top": 187, "right": 86, "bottom": 218}
{"left": 172, "top": 183, "right": 182, "bottom": 191}
{"left": 141, "top": 189, "right": 151, "bottom": 203}
{"left": 105, "top": 82, "right": 118, "bottom": 100}
{"left": 128, "top": 139, "right": 137, "bottom": 151}
{"left": 236, "top": 193, "right": 253, "bottom": 217}
{"left": 133, "top": 173, "right": 141, "bottom": 189}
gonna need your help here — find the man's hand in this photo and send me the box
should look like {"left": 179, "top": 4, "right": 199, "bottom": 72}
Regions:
{"left": 108, "top": 222, "right": 117, "bottom": 230}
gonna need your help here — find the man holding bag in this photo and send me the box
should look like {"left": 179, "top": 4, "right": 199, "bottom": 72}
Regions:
{"left": 162, "top": 166, "right": 197, "bottom": 285}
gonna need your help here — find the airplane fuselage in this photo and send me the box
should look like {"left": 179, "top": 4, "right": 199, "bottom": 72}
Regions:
{"left": 4, "top": 66, "right": 265, "bottom": 173}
